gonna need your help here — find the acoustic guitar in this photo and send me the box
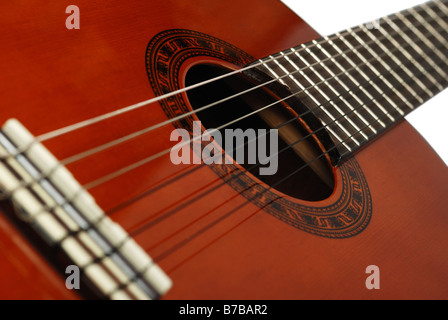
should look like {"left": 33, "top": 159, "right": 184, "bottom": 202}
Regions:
{"left": 0, "top": 0, "right": 447, "bottom": 300}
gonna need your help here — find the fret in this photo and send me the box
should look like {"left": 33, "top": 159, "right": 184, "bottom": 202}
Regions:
{"left": 352, "top": 29, "right": 415, "bottom": 109}
{"left": 410, "top": 8, "right": 447, "bottom": 47}
{"left": 335, "top": 32, "right": 406, "bottom": 120}
{"left": 307, "top": 41, "right": 379, "bottom": 137}
{"left": 421, "top": 1, "right": 448, "bottom": 28}
{"left": 384, "top": 16, "right": 445, "bottom": 91}
{"left": 348, "top": 27, "right": 417, "bottom": 112}
{"left": 422, "top": 3, "right": 448, "bottom": 36}
{"left": 434, "top": 0, "right": 448, "bottom": 16}
{"left": 275, "top": 52, "right": 315, "bottom": 91}
{"left": 420, "top": 1, "right": 448, "bottom": 39}
{"left": 301, "top": 45, "right": 349, "bottom": 98}
{"left": 260, "top": 55, "right": 313, "bottom": 96}
{"left": 395, "top": 12, "right": 448, "bottom": 79}
{"left": 294, "top": 48, "right": 369, "bottom": 142}
{"left": 326, "top": 128, "right": 354, "bottom": 153}
{"left": 272, "top": 54, "right": 319, "bottom": 97}
{"left": 252, "top": 0, "right": 448, "bottom": 160}
{"left": 313, "top": 40, "right": 385, "bottom": 134}
{"left": 290, "top": 44, "right": 382, "bottom": 140}
{"left": 325, "top": 36, "right": 394, "bottom": 126}
{"left": 269, "top": 53, "right": 355, "bottom": 152}
{"left": 338, "top": 30, "right": 407, "bottom": 117}
{"left": 258, "top": 58, "right": 287, "bottom": 87}
{"left": 289, "top": 50, "right": 337, "bottom": 101}
{"left": 375, "top": 24, "right": 436, "bottom": 98}
{"left": 421, "top": 3, "right": 448, "bottom": 73}
{"left": 322, "top": 38, "right": 367, "bottom": 86}
{"left": 359, "top": 25, "right": 424, "bottom": 106}
{"left": 288, "top": 50, "right": 362, "bottom": 147}
{"left": 403, "top": 14, "right": 448, "bottom": 90}
{"left": 338, "top": 98, "right": 405, "bottom": 159}
{"left": 258, "top": 57, "right": 310, "bottom": 106}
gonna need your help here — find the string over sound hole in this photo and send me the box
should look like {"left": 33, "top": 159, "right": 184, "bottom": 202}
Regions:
{"left": 185, "top": 64, "right": 335, "bottom": 202}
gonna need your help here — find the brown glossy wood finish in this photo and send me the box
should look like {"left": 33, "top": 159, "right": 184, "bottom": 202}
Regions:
{"left": 0, "top": 0, "right": 447, "bottom": 299}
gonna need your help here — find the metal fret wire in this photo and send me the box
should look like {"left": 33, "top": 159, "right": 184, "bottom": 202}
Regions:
{"left": 291, "top": 5, "right": 448, "bottom": 152}
{"left": 1, "top": 30, "right": 428, "bottom": 212}
{"left": 6, "top": 30, "right": 442, "bottom": 230}
{"left": 30, "top": 26, "right": 371, "bottom": 143}
{"left": 152, "top": 76, "right": 433, "bottom": 264}
{"left": 0, "top": 6, "right": 430, "bottom": 167}
{"left": 0, "top": 1, "right": 435, "bottom": 146}
{"left": 129, "top": 4, "right": 448, "bottom": 256}
{"left": 69, "top": 0, "right": 448, "bottom": 283}
{"left": 66, "top": 1, "right": 448, "bottom": 166}
{"left": 0, "top": 1, "right": 442, "bottom": 176}
{"left": 2, "top": 9, "right": 444, "bottom": 202}
{"left": 129, "top": 41, "right": 445, "bottom": 246}
{"left": 59, "top": 29, "right": 394, "bottom": 166}
{"left": 289, "top": 4, "right": 448, "bottom": 142}
{"left": 83, "top": 20, "right": 448, "bottom": 191}
{"left": 1, "top": 0, "right": 446, "bottom": 212}
{"left": 0, "top": 1, "right": 447, "bottom": 263}
{"left": 60, "top": 0, "right": 448, "bottom": 167}
{"left": 107, "top": 31, "right": 448, "bottom": 267}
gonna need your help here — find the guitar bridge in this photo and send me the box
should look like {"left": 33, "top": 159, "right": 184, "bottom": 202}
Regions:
{"left": 0, "top": 119, "right": 172, "bottom": 300}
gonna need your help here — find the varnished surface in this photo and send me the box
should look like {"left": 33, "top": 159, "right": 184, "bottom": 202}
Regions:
{"left": 0, "top": 212, "right": 79, "bottom": 299}
{"left": 0, "top": 0, "right": 447, "bottom": 299}
{"left": 164, "top": 121, "right": 448, "bottom": 300}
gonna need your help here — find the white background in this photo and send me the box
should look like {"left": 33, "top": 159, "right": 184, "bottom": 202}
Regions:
{"left": 281, "top": 0, "right": 448, "bottom": 165}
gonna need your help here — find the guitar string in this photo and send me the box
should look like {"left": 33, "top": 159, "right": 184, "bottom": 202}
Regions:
{"left": 98, "top": 63, "right": 426, "bottom": 282}
{"left": 0, "top": 5, "right": 427, "bottom": 166}
{"left": 128, "top": 49, "right": 445, "bottom": 252}
{"left": 30, "top": 34, "right": 347, "bottom": 143}
{"left": 81, "top": 22, "right": 448, "bottom": 192}
{"left": 57, "top": 13, "right": 436, "bottom": 167}
{"left": 1, "top": 23, "right": 437, "bottom": 234}
{"left": 54, "top": 4, "right": 448, "bottom": 179}
{"left": 0, "top": 7, "right": 443, "bottom": 290}
{"left": 114, "top": 25, "right": 448, "bottom": 231}
{"left": 49, "top": 46, "right": 434, "bottom": 249}
{"left": 69, "top": 0, "right": 448, "bottom": 284}
{"left": 0, "top": 15, "right": 439, "bottom": 202}
{"left": 135, "top": 5, "right": 448, "bottom": 249}
{"left": 1, "top": 23, "right": 440, "bottom": 262}
{"left": 59, "top": 5, "right": 445, "bottom": 167}
{"left": 0, "top": 13, "right": 444, "bottom": 210}
{"left": 121, "top": 44, "right": 447, "bottom": 273}
{"left": 0, "top": 1, "right": 443, "bottom": 299}
{"left": 130, "top": 80, "right": 412, "bottom": 244}
{"left": 86, "top": 2, "right": 448, "bottom": 267}
{"left": 10, "top": 1, "right": 434, "bottom": 146}
{"left": 106, "top": 7, "right": 448, "bottom": 222}
{"left": 155, "top": 35, "right": 448, "bottom": 264}
{"left": 154, "top": 90, "right": 422, "bottom": 266}
{"left": 0, "top": 2, "right": 439, "bottom": 183}
{"left": 105, "top": 0, "right": 448, "bottom": 289}
{"left": 0, "top": 2, "right": 445, "bottom": 261}
{"left": 0, "top": 6, "right": 444, "bottom": 266}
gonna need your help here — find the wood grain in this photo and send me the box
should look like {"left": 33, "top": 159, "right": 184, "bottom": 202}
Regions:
{"left": 0, "top": 0, "right": 446, "bottom": 299}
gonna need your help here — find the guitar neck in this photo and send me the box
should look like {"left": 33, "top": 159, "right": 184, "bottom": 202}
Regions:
{"left": 257, "top": 0, "right": 448, "bottom": 160}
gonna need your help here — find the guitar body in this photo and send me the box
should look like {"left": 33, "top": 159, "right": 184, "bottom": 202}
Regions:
{"left": 0, "top": 0, "right": 447, "bottom": 299}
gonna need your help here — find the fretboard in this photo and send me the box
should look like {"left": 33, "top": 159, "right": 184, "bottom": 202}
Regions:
{"left": 257, "top": 0, "right": 448, "bottom": 159}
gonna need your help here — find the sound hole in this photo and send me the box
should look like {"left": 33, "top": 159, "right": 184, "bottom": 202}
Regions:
{"left": 185, "top": 64, "right": 335, "bottom": 201}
